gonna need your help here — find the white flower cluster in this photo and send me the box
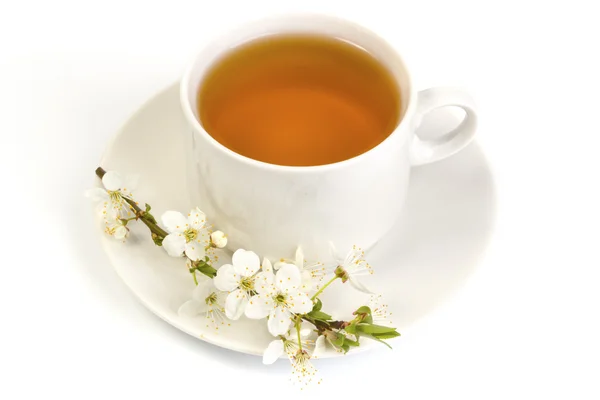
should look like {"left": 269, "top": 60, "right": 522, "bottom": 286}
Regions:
{"left": 89, "top": 170, "right": 396, "bottom": 389}
{"left": 174, "top": 245, "right": 377, "bottom": 387}
{"left": 86, "top": 171, "right": 138, "bottom": 241}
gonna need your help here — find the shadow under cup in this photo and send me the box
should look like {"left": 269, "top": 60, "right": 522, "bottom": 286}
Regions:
{"left": 180, "top": 14, "right": 416, "bottom": 261}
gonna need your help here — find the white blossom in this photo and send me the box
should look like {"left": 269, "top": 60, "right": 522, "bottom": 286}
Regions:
{"left": 210, "top": 230, "right": 227, "bottom": 248}
{"left": 86, "top": 170, "right": 138, "bottom": 220}
{"left": 213, "top": 249, "right": 271, "bottom": 320}
{"left": 274, "top": 247, "right": 329, "bottom": 293}
{"left": 160, "top": 208, "right": 209, "bottom": 261}
{"left": 331, "top": 244, "right": 374, "bottom": 294}
{"left": 262, "top": 322, "right": 314, "bottom": 364}
{"left": 290, "top": 349, "right": 318, "bottom": 387}
{"left": 178, "top": 276, "right": 229, "bottom": 332}
{"left": 104, "top": 213, "right": 129, "bottom": 241}
{"left": 262, "top": 323, "right": 319, "bottom": 387}
{"left": 244, "top": 263, "right": 313, "bottom": 336}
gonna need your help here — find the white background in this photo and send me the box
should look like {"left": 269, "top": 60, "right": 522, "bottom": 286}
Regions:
{"left": 1, "top": 0, "right": 599, "bottom": 398}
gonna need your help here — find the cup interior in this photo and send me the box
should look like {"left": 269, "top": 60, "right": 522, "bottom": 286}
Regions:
{"left": 180, "top": 14, "right": 413, "bottom": 167}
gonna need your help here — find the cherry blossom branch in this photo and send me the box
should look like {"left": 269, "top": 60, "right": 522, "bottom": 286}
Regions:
{"left": 95, "top": 167, "right": 168, "bottom": 240}
{"left": 89, "top": 167, "right": 400, "bottom": 385}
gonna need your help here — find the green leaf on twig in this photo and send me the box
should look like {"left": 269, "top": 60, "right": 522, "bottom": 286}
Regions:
{"left": 151, "top": 233, "right": 163, "bottom": 246}
{"left": 344, "top": 323, "right": 357, "bottom": 334}
{"left": 144, "top": 203, "right": 158, "bottom": 224}
{"left": 194, "top": 260, "right": 217, "bottom": 279}
{"left": 307, "top": 310, "right": 332, "bottom": 321}
{"left": 312, "top": 298, "right": 323, "bottom": 312}
{"left": 327, "top": 332, "right": 360, "bottom": 354}
{"left": 355, "top": 323, "right": 398, "bottom": 335}
{"left": 353, "top": 306, "right": 373, "bottom": 324}
{"left": 353, "top": 323, "right": 400, "bottom": 349}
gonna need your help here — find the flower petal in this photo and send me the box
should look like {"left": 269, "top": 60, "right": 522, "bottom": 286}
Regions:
{"left": 196, "top": 230, "right": 210, "bottom": 247}
{"left": 85, "top": 187, "right": 109, "bottom": 202}
{"left": 262, "top": 258, "right": 273, "bottom": 274}
{"left": 191, "top": 279, "right": 213, "bottom": 302}
{"left": 343, "top": 248, "right": 362, "bottom": 268}
{"left": 300, "top": 270, "right": 313, "bottom": 293}
{"left": 188, "top": 207, "right": 207, "bottom": 230}
{"left": 102, "top": 171, "right": 123, "bottom": 191}
{"left": 254, "top": 271, "right": 275, "bottom": 295}
{"left": 162, "top": 233, "right": 185, "bottom": 257}
{"left": 113, "top": 226, "right": 128, "bottom": 240}
{"left": 178, "top": 299, "right": 208, "bottom": 318}
{"left": 273, "top": 260, "right": 290, "bottom": 270}
{"left": 245, "top": 294, "right": 272, "bottom": 319}
{"left": 210, "top": 231, "right": 227, "bottom": 248}
{"left": 185, "top": 241, "right": 206, "bottom": 261}
{"left": 348, "top": 276, "right": 374, "bottom": 294}
{"left": 225, "top": 289, "right": 248, "bottom": 320}
{"left": 312, "top": 335, "right": 326, "bottom": 358}
{"left": 295, "top": 246, "right": 304, "bottom": 270}
{"left": 232, "top": 249, "right": 261, "bottom": 277}
{"left": 286, "top": 290, "right": 312, "bottom": 314}
{"left": 267, "top": 306, "right": 292, "bottom": 336}
{"left": 263, "top": 340, "right": 284, "bottom": 365}
{"left": 274, "top": 263, "right": 301, "bottom": 292}
{"left": 160, "top": 211, "right": 188, "bottom": 233}
{"left": 213, "top": 264, "right": 239, "bottom": 292}
{"left": 102, "top": 206, "right": 119, "bottom": 221}
{"left": 121, "top": 174, "right": 139, "bottom": 196}
{"left": 329, "top": 241, "right": 340, "bottom": 262}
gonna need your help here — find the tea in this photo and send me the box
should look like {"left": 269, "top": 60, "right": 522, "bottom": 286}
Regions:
{"left": 197, "top": 34, "right": 400, "bottom": 166}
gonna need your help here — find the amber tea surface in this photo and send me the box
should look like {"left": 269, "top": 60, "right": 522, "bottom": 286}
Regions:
{"left": 198, "top": 34, "right": 401, "bottom": 166}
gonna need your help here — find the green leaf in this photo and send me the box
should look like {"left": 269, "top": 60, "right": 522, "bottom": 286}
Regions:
{"left": 312, "top": 298, "right": 323, "bottom": 312}
{"left": 373, "top": 331, "right": 401, "bottom": 340}
{"left": 354, "top": 306, "right": 373, "bottom": 324}
{"left": 340, "top": 344, "right": 350, "bottom": 353}
{"left": 143, "top": 204, "right": 158, "bottom": 224}
{"left": 344, "top": 337, "right": 360, "bottom": 347}
{"left": 359, "top": 333, "right": 393, "bottom": 349}
{"left": 353, "top": 324, "right": 400, "bottom": 349}
{"left": 331, "top": 333, "right": 345, "bottom": 347}
{"left": 354, "top": 306, "right": 372, "bottom": 315}
{"left": 345, "top": 323, "right": 357, "bottom": 334}
{"left": 196, "top": 264, "right": 217, "bottom": 278}
{"left": 356, "top": 323, "right": 398, "bottom": 335}
{"left": 307, "top": 310, "right": 332, "bottom": 321}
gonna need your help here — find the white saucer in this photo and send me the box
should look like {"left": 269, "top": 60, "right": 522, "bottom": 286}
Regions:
{"left": 96, "top": 83, "right": 496, "bottom": 358}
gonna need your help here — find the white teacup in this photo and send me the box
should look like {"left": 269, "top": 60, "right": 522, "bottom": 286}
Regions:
{"left": 180, "top": 14, "right": 477, "bottom": 261}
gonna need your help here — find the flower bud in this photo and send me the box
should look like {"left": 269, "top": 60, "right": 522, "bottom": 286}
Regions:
{"left": 334, "top": 265, "right": 349, "bottom": 282}
{"left": 210, "top": 230, "right": 227, "bottom": 248}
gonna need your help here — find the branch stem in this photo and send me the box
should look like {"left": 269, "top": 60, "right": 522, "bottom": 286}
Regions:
{"left": 310, "top": 276, "right": 338, "bottom": 301}
{"left": 296, "top": 317, "right": 303, "bottom": 351}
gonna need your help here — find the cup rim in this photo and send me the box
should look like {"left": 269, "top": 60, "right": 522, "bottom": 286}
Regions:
{"left": 180, "top": 12, "right": 416, "bottom": 173}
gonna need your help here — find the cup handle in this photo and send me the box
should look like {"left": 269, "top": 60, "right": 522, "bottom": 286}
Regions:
{"left": 409, "top": 87, "right": 478, "bottom": 166}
